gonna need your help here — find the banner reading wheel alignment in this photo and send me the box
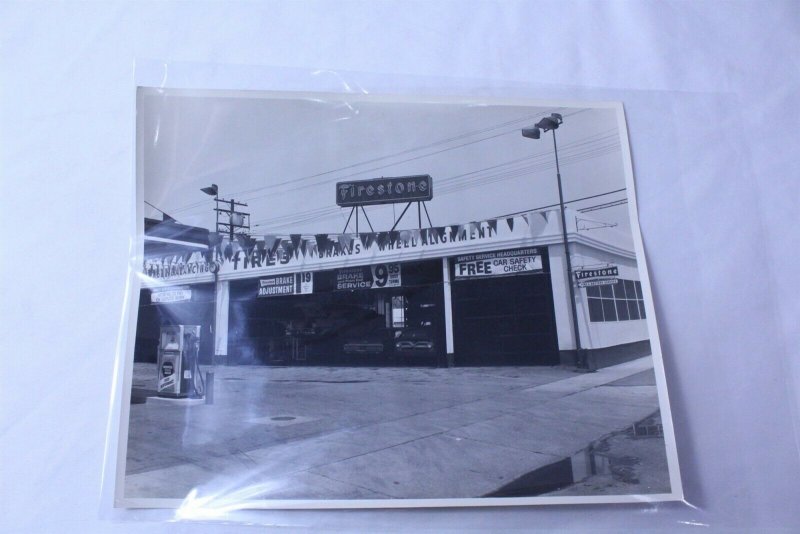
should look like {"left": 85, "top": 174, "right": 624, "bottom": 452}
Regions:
{"left": 454, "top": 247, "right": 543, "bottom": 279}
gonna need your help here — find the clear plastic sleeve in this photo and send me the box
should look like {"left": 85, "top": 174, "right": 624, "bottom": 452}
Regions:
{"left": 98, "top": 60, "right": 760, "bottom": 529}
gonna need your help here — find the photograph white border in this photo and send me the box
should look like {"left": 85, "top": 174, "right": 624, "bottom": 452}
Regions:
{"left": 113, "top": 88, "right": 684, "bottom": 510}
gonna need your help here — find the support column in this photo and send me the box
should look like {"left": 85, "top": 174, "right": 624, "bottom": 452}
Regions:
{"left": 442, "top": 257, "right": 454, "bottom": 366}
{"left": 214, "top": 280, "right": 229, "bottom": 365}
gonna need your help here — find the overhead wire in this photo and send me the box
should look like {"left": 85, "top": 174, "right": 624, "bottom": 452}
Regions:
{"left": 249, "top": 130, "right": 620, "bottom": 229}
{"left": 168, "top": 108, "right": 590, "bottom": 216}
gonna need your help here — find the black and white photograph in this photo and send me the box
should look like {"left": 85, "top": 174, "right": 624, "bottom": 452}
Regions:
{"left": 116, "top": 89, "right": 682, "bottom": 508}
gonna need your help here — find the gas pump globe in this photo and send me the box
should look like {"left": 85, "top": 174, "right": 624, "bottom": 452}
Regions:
{"left": 156, "top": 325, "right": 203, "bottom": 398}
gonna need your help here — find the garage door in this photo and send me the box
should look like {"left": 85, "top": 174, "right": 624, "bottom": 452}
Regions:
{"left": 451, "top": 248, "right": 559, "bottom": 365}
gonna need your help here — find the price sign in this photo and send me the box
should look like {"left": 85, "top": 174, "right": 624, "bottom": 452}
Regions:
{"left": 336, "top": 264, "right": 401, "bottom": 290}
{"left": 371, "top": 263, "right": 401, "bottom": 288}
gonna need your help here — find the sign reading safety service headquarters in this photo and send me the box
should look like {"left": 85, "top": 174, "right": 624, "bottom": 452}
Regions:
{"left": 454, "top": 248, "right": 543, "bottom": 279}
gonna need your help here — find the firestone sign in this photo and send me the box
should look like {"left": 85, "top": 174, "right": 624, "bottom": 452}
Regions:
{"left": 336, "top": 175, "right": 433, "bottom": 207}
{"left": 575, "top": 266, "right": 619, "bottom": 287}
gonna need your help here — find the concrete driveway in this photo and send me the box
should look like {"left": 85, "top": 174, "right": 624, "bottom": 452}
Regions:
{"left": 123, "top": 357, "right": 664, "bottom": 503}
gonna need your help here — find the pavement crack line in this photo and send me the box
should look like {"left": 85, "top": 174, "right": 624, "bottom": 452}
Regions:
{"left": 309, "top": 471, "right": 397, "bottom": 499}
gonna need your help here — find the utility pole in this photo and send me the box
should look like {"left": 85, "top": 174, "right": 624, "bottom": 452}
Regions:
{"left": 201, "top": 184, "right": 250, "bottom": 240}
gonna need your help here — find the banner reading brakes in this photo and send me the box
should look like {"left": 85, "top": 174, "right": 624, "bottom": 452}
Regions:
{"left": 454, "top": 247, "right": 543, "bottom": 279}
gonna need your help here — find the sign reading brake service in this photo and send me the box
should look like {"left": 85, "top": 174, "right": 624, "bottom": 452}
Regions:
{"left": 336, "top": 175, "right": 433, "bottom": 207}
{"left": 336, "top": 264, "right": 401, "bottom": 290}
{"left": 454, "top": 248, "right": 543, "bottom": 279}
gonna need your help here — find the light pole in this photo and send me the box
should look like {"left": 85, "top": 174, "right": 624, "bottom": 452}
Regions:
{"left": 201, "top": 184, "right": 223, "bottom": 367}
{"left": 522, "top": 114, "right": 589, "bottom": 371}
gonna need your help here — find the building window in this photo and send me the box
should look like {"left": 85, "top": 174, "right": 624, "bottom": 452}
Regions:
{"left": 586, "top": 278, "right": 646, "bottom": 322}
{"left": 391, "top": 296, "right": 406, "bottom": 328}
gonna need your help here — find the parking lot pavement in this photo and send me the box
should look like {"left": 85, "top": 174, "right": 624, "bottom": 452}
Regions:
{"left": 124, "top": 356, "right": 660, "bottom": 501}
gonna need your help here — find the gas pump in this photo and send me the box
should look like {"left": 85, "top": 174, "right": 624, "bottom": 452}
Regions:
{"left": 156, "top": 325, "right": 205, "bottom": 398}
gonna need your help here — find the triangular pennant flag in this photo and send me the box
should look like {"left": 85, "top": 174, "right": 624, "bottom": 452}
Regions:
{"left": 360, "top": 232, "right": 375, "bottom": 249}
{"left": 399, "top": 230, "right": 412, "bottom": 244}
{"left": 506, "top": 218, "right": 515, "bottom": 232}
{"left": 389, "top": 231, "right": 400, "bottom": 245}
{"left": 290, "top": 234, "right": 302, "bottom": 251}
{"left": 487, "top": 219, "right": 498, "bottom": 233}
{"left": 270, "top": 238, "right": 282, "bottom": 257}
{"left": 338, "top": 233, "right": 354, "bottom": 252}
{"left": 376, "top": 232, "right": 389, "bottom": 248}
{"left": 255, "top": 240, "right": 265, "bottom": 253}
{"left": 435, "top": 227, "right": 446, "bottom": 240}
{"left": 539, "top": 212, "right": 548, "bottom": 222}
{"left": 224, "top": 243, "right": 233, "bottom": 260}
{"left": 411, "top": 229, "right": 421, "bottom": 244}
{"left": 449, "top": 225, "right": 461, "bottom": 240}
{"left": 263, "top": 235, "right": 278, "bottom": 254}
{"left": 521, "top": 214, "right": 530, "bottom": 226}
{"left": 420, "top": 228, "right": 429, "bottom": 245}
{"left": 208, "top": 232, "right": 222, "bottom": 247}
{"left": 315, "top": 234, "right": 329, "bottom": 255}
{"left": 300, "top": 239, "right": 308, "bottom": 256}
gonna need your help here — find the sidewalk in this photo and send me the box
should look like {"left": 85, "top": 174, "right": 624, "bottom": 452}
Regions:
{"left": 124, "top": 356, "right": 661, "bottom": 502}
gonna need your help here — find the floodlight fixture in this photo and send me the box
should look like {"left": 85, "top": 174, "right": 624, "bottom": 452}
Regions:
{"left": 521, "top": 126, "right": 541, "bottom": 139}
{"left": 201, "top": 184, "right": 219, "bottom": 197}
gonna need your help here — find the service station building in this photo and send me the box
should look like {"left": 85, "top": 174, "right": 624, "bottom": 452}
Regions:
{"left": 136, "top": 199, "right": 651, "bottom": 370}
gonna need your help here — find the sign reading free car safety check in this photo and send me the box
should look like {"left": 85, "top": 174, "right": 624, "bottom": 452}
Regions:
{"left": 454, "top": 247, "right": 543, "bottom": 279}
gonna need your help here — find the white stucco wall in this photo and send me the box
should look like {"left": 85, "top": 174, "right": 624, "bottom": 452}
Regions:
{"left": 571, "top": 242, "right": 650, "bottom": 350}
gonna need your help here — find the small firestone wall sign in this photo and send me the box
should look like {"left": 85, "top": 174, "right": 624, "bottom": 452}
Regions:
{"left": 575, "top": 266, "right": 619, "bottom": 287}
{"left": 336, "top": 175, "right": 433, "bottom": 207}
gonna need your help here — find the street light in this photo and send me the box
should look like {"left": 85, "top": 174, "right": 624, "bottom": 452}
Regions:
{"left": 201, "top": 184, "right": 219, "bottom": 197}
{"left": 201, "top": 183, "right": 222, "bottom": 366}
{"left": 522, "top": 113, "right": 590, "bottom": 371}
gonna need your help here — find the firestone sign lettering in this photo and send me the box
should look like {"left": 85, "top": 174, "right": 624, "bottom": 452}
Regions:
{"left": 575, "top": 266, "right": 619, "bottom": 287}
{"left": 336, "top": 175, "right": 433, "bottom": 207}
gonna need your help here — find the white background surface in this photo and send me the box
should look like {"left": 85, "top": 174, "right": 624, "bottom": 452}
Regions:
{"left": 1, "top": 1, "right": 798, "bottom": 532}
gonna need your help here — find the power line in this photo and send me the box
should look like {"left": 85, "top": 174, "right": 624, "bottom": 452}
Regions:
{"left": 168, "top": 108, "right": 590, "bottom": 215}
{"left": 144, "top": 200, "right": 178, "bottom": 222}
{"left": 238, "top": 109, "right": 592, "bottom": 204}
{"left": 247, "top": 130, "right": 619, "bottom": 229}
{"left": 578, "top": 199, "right": 628, "bottom": 213}
{"left": 491, "top": 189, "right": 628, "bottom": 219}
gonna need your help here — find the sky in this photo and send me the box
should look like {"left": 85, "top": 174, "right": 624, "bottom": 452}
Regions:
{"left": 141, "top": 90, "right": 634, "bottom": 238}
